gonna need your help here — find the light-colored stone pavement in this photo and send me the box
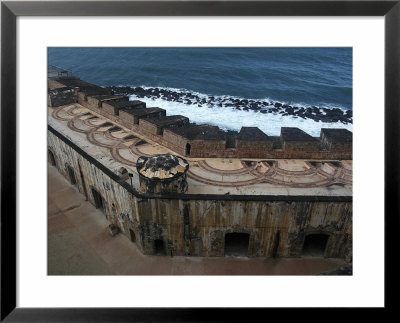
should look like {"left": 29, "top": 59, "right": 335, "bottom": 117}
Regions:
{"left": 48, "top": 165, "right": 349, "bottom": 275}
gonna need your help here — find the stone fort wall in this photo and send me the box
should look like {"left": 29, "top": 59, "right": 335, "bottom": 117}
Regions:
{"left": 48, "top": 77, "right": 352, "bottom": 160}
{"left": 48, "top": 126, "right": 352, "bottom": 259}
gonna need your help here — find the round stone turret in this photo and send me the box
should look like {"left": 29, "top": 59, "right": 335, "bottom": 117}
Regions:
{"left": 136, "top": 154, "right": 189, "bottom": 194}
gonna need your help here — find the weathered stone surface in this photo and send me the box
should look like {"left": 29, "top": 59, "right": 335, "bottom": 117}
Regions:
{"left": 48, "top": 87, "right": 77, "bottom": 107}
{"left": 320, "top": 128, "right": 353, "bottom": 152}
{"left": 136, "top": 154, "right": 189, "bottom": 194}
{"left": 48, "top": 130, "right": 352, "bottom": 258}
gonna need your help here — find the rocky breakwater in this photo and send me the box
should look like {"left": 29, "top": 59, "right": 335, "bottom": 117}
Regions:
{"left": 107, "top": 86, "right": 352, "bottom": 125}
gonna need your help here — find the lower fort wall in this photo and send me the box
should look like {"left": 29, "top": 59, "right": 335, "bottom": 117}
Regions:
{"left": 236, "top": 139, "right": 274, "bottom": 151}
{"left": 189, "top": 140, "right": 227, "bottom": 158}
{"left": 48, "top": 127, "right": 352, "bottom": 259}
{"left": 139, "top": 119, "right": 160, "bottom": 135}
{"left": 283, "top": 141, "right": 320, "bottom": 152}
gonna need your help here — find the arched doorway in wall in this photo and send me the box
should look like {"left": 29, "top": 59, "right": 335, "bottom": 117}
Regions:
{"left": 91, "top": 187, "right": 105, "bottom": 213}
{"left": 185, "top": 143, "right": 191, "bottom": 156}
{"left": 129, "top": 229, "right": 136, "bottom": 243}
{"left": 48, "top": 150, "right": 56, "bottom": 166}
{"left": 302, "top": 234, "right": 329, "bottom": 257}
{"left": 224, "top": 232, "right": 250, "bottom": 257}
{"left": 66, "top": 165, "right": 77, "bottom": 185}
{"left": 154, "top": 239, "right": 166, "bottom": 256}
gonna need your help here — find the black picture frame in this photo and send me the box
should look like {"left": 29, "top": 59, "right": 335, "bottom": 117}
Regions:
{"left": 1, "top": 1, "right": 399, "bottom": 321}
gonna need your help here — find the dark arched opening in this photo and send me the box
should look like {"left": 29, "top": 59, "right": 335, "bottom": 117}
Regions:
{"left": 48, "top": 150, "right": 56, "bottom": 166}
{"left": 91, "top": 187, "right": 105, "bottom": 213}
{"left": 302, "top": 234, "right": 329, "bottom": 257}
{"left": 129, "top": 229, "right": 136, "bottom": 243}
{"left": 154, "top": 239, "right": 166, "bottom": 256}
{"left": 272, "top": 230, "right": 281, "bottom": 258}
{"left": 224, "top": 232, "right": 250, "bottom": 257}
{"left": 66, "top": 165, "right": 77, "bottom": 185}
{"left": 185, "top": 143, "right": 191, "bottom": 156}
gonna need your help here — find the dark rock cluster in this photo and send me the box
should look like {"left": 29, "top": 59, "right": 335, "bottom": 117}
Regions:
{"left": 139, "top": 154, "right": 180, "bottom": 172}
{"left": 107, "top": 86, "right": 352, "bottom": 125}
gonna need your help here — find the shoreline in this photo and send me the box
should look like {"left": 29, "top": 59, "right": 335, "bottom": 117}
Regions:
{"left": 108, "top": 85, "right": 353, "bottom": 125}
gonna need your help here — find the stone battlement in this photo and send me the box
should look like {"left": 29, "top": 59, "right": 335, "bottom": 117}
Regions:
{"left": 48, "top": 76, "right": 352, "bottom": 160}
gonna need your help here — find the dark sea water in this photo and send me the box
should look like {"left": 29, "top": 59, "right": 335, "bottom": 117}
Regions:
{"left": 48, "top": 47, "right": 352, "bottom": 136}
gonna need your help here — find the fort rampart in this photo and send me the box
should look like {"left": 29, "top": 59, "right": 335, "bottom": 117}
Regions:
{"left": 48, "top": 77, "right": 352, "bottom": 160}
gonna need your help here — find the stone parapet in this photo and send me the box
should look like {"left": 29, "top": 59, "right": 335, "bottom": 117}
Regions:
{"left": 48, "top": 87, "right": 77, "bottom": 107}
{"left": 49, "top": 76, "right": 352, "bottom": 160}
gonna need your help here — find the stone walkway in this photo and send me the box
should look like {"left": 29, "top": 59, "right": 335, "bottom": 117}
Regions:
{"left": 48, "top": 165, "right": 348, "bottom": 275}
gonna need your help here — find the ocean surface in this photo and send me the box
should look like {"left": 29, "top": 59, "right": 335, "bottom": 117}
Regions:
{"left": 48, "top": 47, "right": 352, "bottom": 136}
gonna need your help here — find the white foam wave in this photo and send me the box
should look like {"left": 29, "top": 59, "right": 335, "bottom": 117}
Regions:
{"left": 112, "top": 84, "right": 350, "bottom": 112}
{"left": 129, "top": 95, "right": 353, "bottom": 136}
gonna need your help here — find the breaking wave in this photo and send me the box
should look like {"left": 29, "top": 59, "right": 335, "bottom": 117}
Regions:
{"left": 108, "top": 85, "right": 353, "bottom": 137}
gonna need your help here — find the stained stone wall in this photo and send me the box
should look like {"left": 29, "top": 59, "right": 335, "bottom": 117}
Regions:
{"left": 48, "top": 128, "right": 352, "bottom": 259}
{"left": 48, "top": 87, "right": 77, "bottom": 107}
